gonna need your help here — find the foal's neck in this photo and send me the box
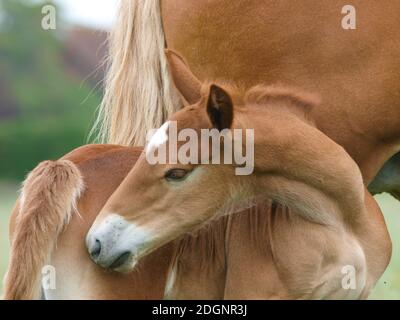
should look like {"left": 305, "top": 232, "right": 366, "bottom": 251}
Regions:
{"left": 234, "top": 104, "right": 366, "bottom": 225}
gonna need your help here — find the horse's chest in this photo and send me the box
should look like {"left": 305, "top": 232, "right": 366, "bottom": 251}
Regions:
{"left": 266, "top": 213, "right": 368, "bottom": 299}
{"left": 223, "top": 208, "right": 368, "bottom": 299}
{"left": 169, "top": 206, "right": 372, "bottom": 300}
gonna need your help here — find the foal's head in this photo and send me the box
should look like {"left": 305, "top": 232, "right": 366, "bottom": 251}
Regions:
{"left": 86, "top": 50, "right": 364, "bottom": 272}
{"left": 86, "top": 52, "right": 247, "bottom": 271}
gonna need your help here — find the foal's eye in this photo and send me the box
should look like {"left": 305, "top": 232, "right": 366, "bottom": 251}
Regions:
{"left": 165, "top": 169, "right": 189, "bottom": 181}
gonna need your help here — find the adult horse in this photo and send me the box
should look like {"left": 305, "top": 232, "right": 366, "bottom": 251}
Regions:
{"left": 95, "top": 0, "right": 400, "bottom": 196}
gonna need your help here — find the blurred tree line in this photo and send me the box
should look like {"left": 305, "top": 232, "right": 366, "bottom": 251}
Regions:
{"left": 0, "top": 0, "right": 102, "bottom": 180}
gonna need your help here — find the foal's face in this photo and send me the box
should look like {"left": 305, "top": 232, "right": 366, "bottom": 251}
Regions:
{"left": 86, "top": 85, "right": 242, "bottom": 272}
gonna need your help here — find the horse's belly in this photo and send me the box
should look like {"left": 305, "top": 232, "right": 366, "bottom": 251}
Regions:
{"left": 162, "top": 0, "right": 400, "bottom": 87}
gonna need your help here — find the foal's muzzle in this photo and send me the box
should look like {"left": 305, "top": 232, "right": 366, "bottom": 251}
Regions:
{"left": 86, "top": 235, "right": 132, "bottom": 270}
{"left": 86, "top": 214, "right": 152, "bottom": 272}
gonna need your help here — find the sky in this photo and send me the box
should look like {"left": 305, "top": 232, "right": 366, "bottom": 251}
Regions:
{"left": 55, "top": 0, "right": 119, "bottom": 30}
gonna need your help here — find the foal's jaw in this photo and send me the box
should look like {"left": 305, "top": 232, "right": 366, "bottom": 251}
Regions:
{"left": 86, "top": 214, "right": 154, "bottom": 272}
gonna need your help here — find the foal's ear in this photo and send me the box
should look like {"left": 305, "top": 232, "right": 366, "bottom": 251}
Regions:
{"left": 165, "top": 49, "right": 202, "bottom": 105}
{"left": 207, "top": 84, "right": 234, "bottom": 130}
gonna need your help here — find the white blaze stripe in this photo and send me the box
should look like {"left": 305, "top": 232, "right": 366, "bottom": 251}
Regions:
{"left": 145, "top": 121, "right": 170, "bottom": 156}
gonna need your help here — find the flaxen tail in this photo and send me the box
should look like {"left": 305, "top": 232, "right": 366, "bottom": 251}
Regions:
{"left": 91, "top": 0, "right": 180, "bottom": 147}
{"left": 3, "top": 160, "right": 84, "bottom": 300}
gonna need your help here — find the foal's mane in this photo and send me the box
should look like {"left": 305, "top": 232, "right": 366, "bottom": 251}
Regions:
{"left": 199, "top": 81, "right": 320, "bottom": 124}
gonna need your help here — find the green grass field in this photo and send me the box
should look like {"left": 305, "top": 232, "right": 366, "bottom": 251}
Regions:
{"left": 368, "top": 193, "right": 400, "bottom": 299}
{"left": 0, "top": 181, "right": 399, "bottom": 299}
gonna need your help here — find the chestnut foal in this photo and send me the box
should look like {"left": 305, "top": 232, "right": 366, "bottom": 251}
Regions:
{"left": 86, "top": 52, "right": 391, "bottom": 299}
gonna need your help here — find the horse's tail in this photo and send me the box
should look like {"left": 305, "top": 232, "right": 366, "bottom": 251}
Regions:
{"left": 3, "top": 160, "right": 84, "bottom": 300}
{"left": 91, "top": 0, "right": 180, "bottom": 147}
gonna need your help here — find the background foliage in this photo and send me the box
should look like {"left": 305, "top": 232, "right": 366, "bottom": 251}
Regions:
{"left": 0, "top": 0, "right": 101, "bottom": 180}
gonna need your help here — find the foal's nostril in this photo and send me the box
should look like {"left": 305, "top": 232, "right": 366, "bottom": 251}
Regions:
{"left": 90, "top": 239, "right": 102, "bottom": 260}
